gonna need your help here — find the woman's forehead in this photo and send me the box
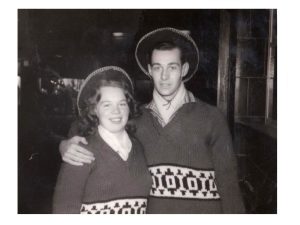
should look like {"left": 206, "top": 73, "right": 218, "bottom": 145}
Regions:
{"left": 99, "top": 86, "right": 126, "bottom": 99}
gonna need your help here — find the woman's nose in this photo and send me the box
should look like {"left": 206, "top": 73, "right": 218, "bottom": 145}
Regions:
{"left": 111, "top": 105, "right": 121, "bottom": 114}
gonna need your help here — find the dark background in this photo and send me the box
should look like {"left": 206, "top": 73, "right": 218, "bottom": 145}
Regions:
{"left": 18, "top": 9, "right": 277, "bottom": 214}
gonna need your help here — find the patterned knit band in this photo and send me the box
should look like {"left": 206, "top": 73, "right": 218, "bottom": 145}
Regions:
{"left": 149, "top": 164, "right": 220, "bottom": 200}
{"left": 80, "top": 198, "right": 148, "bottom": 214}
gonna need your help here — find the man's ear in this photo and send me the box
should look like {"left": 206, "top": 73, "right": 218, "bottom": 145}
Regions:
{"left": 147, "top": 64, "right": 152, "bottom": 75}
{"left": 181, "top": 62, "right": 189, "bottom": 78}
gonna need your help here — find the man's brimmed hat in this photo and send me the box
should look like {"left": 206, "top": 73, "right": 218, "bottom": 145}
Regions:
{"left": 77, "top": 66, "right": 133, "bottom": 116}
{"left": 135, "top": 27, "right": 199, "bottom": 82}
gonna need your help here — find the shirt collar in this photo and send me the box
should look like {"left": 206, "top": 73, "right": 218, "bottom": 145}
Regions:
{"left": 98, "top": 125, "right": 132, "bottom": 161}
{"left": 145, "top": 86, "right": 197, "bottom": 126}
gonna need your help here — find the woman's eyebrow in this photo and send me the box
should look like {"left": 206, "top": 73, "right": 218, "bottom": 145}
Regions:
{"left": 99, "top": 100, "right": 111, "bottom": 104}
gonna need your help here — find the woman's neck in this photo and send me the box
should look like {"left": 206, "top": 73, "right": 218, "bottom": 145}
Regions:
{"left": 98, "top": 125, "right": 126, "bottom": 140}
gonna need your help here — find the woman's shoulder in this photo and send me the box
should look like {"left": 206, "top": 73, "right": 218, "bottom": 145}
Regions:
{"left": 81, "top": 132, "right": 104, "bottom": 154}
{"left": 128, "top": 132, "right": 139, "bottom": 144}
{"left": 128, "top": 133, "right": 143, "bottom": 149}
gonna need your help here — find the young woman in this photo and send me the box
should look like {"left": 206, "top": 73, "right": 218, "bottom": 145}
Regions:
{"left": 52, "top": 66, "right": 152, "bottom": 214}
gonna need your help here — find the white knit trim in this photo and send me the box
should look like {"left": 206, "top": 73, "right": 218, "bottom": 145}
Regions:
{"left": 80, "top": 198, "right": 147, "bottom": 214}
{"left": 149, "top": 165, "right": 220, "bottom": 200}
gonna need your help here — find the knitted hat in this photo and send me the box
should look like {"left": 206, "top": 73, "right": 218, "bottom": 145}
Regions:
{"left": 135, "top": 27, "right": 199, "bottom": 82}
{"left": 77, "top": 66, "right": 134, "bottom": 116}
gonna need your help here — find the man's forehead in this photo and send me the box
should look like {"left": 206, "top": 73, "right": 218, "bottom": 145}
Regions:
{"left": 151, "top": 62, "right": 180, "bottom": 66}
{"left": 151, "top": 48, "right": 182, "bottom": 62}
{"left": 152, "top": 47, "right": 181, "bottom": 55}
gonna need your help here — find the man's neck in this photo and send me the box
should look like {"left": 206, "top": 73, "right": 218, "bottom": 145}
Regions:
{"left": 155, "top": 83, "right": 185, "bottom": 105}
{"left": 152, "top": 83, "right": 186, "bottom": 124}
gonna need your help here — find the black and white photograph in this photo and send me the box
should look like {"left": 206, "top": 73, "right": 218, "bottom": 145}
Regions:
{"left": 17, "top": 8, "right": 278, "bottom": 215}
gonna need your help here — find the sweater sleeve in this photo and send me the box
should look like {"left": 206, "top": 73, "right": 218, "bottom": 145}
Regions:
{"left": 209, "top": 109, "right": 245, "bottom": 213}
{"left": 67, "top": 119, "right": 82, "bottom": 138}
{"left": 52, "top": 160, "right": 93, "bottom": 213}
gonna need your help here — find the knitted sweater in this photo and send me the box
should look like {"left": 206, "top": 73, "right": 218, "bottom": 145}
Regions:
{"left": 134, "top": 101, "right": 245, "bottom": 214}
{"left": 53, "top": 131, "right": 152, "bottom": 214}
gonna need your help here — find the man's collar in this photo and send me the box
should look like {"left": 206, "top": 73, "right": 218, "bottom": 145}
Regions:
{"left": 146, "top": 89, "right": 197, "bottom": 110}
{"left": 145, "top": 89, "right": 197, "bottom": 126}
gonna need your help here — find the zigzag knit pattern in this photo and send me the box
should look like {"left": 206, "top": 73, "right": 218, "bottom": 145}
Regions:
{"left": 149, "top": 164, "right": 220, "bottom": 200}
{"left": 80, "top": 198, "right": 148, "bottom": 214}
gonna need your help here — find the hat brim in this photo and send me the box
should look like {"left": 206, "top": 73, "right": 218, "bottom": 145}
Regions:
{"left": 77, "top": 66, "right": 133, "bottom": 116}
{"left": 135, "top": 27, "right": 199, "bottom": 82}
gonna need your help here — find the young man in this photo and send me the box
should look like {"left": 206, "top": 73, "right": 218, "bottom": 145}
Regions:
{"left": 59, "top": 27, "right": 245, "bottom": 213}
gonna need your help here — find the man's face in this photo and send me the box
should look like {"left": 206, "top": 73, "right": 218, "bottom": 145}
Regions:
{"left": 148, "top": 48, "right": 189, "bottom": 101}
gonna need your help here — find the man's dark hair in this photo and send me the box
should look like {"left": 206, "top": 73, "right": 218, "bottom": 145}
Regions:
{"left": 146, "top": 41, "right": 188, "bottom": 65}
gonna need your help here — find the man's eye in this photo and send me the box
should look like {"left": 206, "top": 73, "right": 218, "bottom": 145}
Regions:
{"left": 170, "top": 66, "right": 178, "bottom": 70}
{"left": 152, "top": 66, "right": 161, "bottom": 71}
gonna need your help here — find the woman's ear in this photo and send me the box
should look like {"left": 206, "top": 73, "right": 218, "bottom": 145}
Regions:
{"left": 91, "top": 105, "right": 98, "bottom": 118}
{"left": 181, "top": 62, "right": 189, "bottom": 78}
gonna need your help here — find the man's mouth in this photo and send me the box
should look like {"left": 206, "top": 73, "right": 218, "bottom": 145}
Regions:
{"left": 160, "top": 83, "right": 170, "bottom": 88}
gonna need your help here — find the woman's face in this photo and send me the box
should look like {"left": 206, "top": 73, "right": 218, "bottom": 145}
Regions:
{"left": 94, "top": 86, "right": 129, "bottom": 134}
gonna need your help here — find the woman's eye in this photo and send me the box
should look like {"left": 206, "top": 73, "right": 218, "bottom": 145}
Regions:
{"left": 120, "top": 102, "right": 128, "bottom": 107}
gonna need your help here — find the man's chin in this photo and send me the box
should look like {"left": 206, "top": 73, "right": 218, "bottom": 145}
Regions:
{"left": 161, "top": 94, "right": 176, "bottom": 101}
{"left": 157, "top": 89, "right": 170, "bottom": 95}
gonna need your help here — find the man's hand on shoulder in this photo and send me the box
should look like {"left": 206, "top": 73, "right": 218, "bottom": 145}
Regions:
{"left": 59, "top": 136, "right": 95, "bottom": 166}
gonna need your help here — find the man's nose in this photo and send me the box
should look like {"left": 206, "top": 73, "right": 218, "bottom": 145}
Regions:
{"left": 161, "top": 68, "right": 169, "bottom": 81}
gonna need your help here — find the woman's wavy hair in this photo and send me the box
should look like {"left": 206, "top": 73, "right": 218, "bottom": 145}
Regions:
{"left": 76, "top": 73, "right": 140, "bottom": 137}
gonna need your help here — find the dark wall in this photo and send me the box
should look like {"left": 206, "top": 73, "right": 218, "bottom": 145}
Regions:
{"left": 234, "top": 122, "right": 277, "bottom": 213}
